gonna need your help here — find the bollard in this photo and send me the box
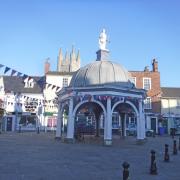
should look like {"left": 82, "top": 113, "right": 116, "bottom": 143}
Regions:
{"left": 164, "top": 144, "right": 170, "bottom": 162}
{"left": 122, "top": 161, "right": 130, "bottom": 180}
{"left": 150, "top": 150, "right": 157, "bottom": 175}
{"left": 18, "top": 125, "right": 21, "bottom": 133}
{"left": 173, "top": 140, "right": 177, "bottom": 155}
{"left": 37, "top": 127, "right": 40, "bottom": 134}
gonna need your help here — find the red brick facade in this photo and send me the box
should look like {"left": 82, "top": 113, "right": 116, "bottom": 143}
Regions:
{"left": 130, "top": 59, "right": 161, "bottom": 114}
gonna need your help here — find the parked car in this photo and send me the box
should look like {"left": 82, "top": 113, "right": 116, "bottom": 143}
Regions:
{"left": 126, "top": 124, "right": 137, "bottom": 136}
{"left": 146, "top": 129, "right": 155, "bottom": 137}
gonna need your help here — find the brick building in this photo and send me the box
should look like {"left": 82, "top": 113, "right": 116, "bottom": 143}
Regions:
{"left": 130, "top": 59, "right": 161, "bottom": 133}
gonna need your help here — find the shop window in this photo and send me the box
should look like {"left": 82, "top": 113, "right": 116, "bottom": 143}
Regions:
{"left": 177, "top": 99, "right": 180, "bottom": 108}
{"left": 47, "top": 117, "right": 57, "bottom": 127}
{"left": 19, "top": 116, "right": 36, "bottom": 127}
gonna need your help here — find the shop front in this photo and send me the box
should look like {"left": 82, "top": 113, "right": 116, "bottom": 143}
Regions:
{"left": 44, "top": 112, "right": 57, "bottom": 131}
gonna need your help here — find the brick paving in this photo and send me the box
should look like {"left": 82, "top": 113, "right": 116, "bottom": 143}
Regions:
{"left": 0, "top": 132, "right": 180, "bottom": 180}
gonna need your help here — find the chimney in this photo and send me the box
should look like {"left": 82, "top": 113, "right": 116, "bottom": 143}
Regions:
{"left": 144, "top": 66, "right": 149, "bottom": 72}
{"left": 44, "top": 58, "right": 50, "bottom": 74}
{"left": 152, "top": 58, "right": 158, "bottom": 72}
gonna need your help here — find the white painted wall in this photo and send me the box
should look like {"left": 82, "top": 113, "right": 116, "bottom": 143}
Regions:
{"left": 44, "top": 74, "right": 72, "bottom": 101}
{"left": 162, "top": 98, "right": 180, "bottom": 115}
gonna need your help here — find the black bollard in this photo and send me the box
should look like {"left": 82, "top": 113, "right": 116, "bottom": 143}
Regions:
{"left": 164, "top": 144, "right": 170, "bottom": 162}
{"left": 150, "top": 150, "right": 158, "bottom": 175}
{"left": 122, "top": 161, "right": 130, "bottom": 180}
{"left": 173, "top": 140, "right": 177, "bottom": 155}
{"left": 179, "top": 137, "right": 180, "bottom": 151}
{"left": 18, "top": 125, "right": 21, "bottom": 133}
{"left": 37, "top": 127, "right": 40, "bottom": 134}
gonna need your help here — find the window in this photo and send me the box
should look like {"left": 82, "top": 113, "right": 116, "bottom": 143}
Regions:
{"left": 130, "top": 77, "right": 136, "bottom": 87}
{"left": 177, "top": 99, "right": 180, "bottom": 108}
{"left": 112, "top": 112, "right": 120, "bottom": 128}
{"left": 143, "top": 78, "right": 151, "bottom": 90}
{"left": 62, "top": 78, "right": 68, "bottom": 87}
{"left": 144, "top": 97, "right": 152, "bottom": 109}
{"left": 24, "top": 80, "right": 34, "bottom": 88}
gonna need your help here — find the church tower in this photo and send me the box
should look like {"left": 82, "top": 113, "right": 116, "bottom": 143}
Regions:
{"left": 57, "top": 48, "right": 63, "bottom": 71}
{"left": 57, "top": 46, "right": 80, "bottom": 72}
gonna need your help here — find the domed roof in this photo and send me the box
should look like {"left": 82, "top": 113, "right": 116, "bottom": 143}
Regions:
{"left": 70, "top": 60, "right": 133, "bottom": 88}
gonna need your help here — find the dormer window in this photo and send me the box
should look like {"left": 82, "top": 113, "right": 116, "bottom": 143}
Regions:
{"left": 24, "top": 78, "right": 34, "bottom": 88}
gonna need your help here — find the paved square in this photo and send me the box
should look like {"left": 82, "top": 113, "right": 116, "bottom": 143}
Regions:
{"left": 0, "top": 132, "right": 180, "bottom": 180}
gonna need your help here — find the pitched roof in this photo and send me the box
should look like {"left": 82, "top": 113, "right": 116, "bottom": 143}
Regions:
{"left": 46, "top": 71, "right": 74, "bottom": 76}
{"left": 161, "top": 87, "right": 180, "bottom": 98}
{"left": 3, "top": 76, "right": 44, "bottom": 94}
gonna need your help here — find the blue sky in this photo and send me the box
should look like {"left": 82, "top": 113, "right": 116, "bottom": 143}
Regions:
{"left": 0, "top": 0, "right": 180, "bottom": 87}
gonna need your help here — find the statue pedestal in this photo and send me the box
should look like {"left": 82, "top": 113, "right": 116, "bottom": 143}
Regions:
{"left": 96, "top": 49, "right": 109, "bottom": 61}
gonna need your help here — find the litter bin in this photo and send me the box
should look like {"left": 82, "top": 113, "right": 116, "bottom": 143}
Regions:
{"left": 159, "top": 127, "right": 165, "bottom": 135}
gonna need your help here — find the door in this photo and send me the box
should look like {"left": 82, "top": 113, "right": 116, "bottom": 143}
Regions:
{"left": 6, "top": 117, "right": 12, "bottom": 131}
{"left": 151, "top": 118, "right": 156, "bottom": 133}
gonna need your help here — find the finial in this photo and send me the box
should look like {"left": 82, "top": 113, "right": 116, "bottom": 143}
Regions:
{"left": 76, "top": 49, "right": 80, "bottom": 62}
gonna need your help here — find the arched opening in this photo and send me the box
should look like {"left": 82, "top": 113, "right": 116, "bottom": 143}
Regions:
{"left": 112, "top": 101, "right": 138, "bottom": 137}
{"left": 73, "top": 101, "right": 105, "bottom": 140}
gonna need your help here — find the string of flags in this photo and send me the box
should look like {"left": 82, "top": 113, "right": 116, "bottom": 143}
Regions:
{"left": 74, "top": 94, "right": 142, "bottom": 102}
{"left": 0, "top": 63, "right": 60, "bottom": 108}
{"left": 0, "top": 63, "right": 62, "bottom": 93}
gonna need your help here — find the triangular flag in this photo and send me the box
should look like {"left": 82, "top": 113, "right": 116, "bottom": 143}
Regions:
{"left": 22, "top": 74, "right": 28, "bottom": 80}
{"left": 52, "top": 85, "right": 56, "bottom": 90}
{"left": 47, "top": 84, "right": 52, "bottom": 89}
{"left": 17, "top": 72, "right": 22, "bottom": 77}
{"left": 37, "top": 77, "right": 45, "bottom": 84}
{"left": 0, "top": 64, "right": 4, "bottom": 69}
{"left": 56, "top": 87, "right": 60, "bottom": 92}
{"left": 4, "top": 67, "right": 11, "bottom": 74}
{"left": 11, "top": 69, "right": 17, "bottom": 76}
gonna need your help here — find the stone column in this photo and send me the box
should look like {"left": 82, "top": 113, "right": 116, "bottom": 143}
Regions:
{"left": 55, "top": 103, "right": 62, "bottom": 139}
{"left": 66, "top": 98, "right": 74, "bottom": 143}
{"left": 137, "top": 99, "right": 146, "bottom": 141}
{"left": 104, "top": 97, "right": 112, "bottom": 146}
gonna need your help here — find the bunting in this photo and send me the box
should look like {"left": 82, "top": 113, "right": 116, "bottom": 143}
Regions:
{"left": 73, "top": 94, "right": 142, "bottom": 103}
{"left": 0, "top": 63, "right": 62, "bottom": 92}
{"left": 0, "top": 64, "right": 4, "bottom": 69}
{"left": 4, "top": 67, "right": 11, "bottom": 74}
{"left": 11, "top": 69, "right": 17, "bottom": 76}
{"left": 17, "top": 72, "right": 22, "bottom": 76}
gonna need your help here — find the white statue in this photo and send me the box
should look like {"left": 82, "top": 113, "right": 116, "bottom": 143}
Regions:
{"left": 99, "top": 29, "right": 108, "bottom": 50}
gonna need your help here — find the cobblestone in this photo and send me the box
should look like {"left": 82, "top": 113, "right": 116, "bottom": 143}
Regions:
{"left": 0, "top": 132, "right": 180, "bottom": 180}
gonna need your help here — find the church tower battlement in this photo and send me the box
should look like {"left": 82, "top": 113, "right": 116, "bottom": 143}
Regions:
{"left": 57, "top": 46, "right": 80, "bottom": 72}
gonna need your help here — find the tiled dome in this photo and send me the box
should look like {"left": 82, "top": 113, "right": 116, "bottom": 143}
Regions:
{"left": 70, "top": 61, "right": 133, "bottom": 88}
